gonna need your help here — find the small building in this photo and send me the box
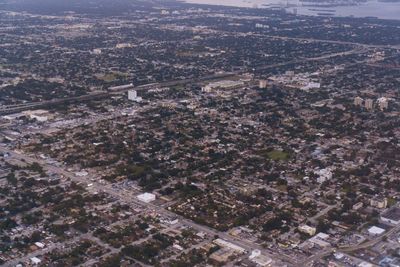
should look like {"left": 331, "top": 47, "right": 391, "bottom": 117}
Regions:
{"left": 334, "top": 252, "right": 345, "bottom": 260}
{"left": 259, "top": 79, "right": 268, "bottom": 88}
{"left": 358, "top": 262, "right": 374, "bottom": 267}
{"left": 365, "top": 99, "right": 374, "bottom": 110}
{"left": 354, "top": 96, "right": 363, "bottom": 106}
{"left": 309, "top": 232, "right": 330, "bottom": 248}
{"left": 168, "top": 219, "right": 179, "bottom": 225}
{"left": 298, "top": 225, "right": 316, "bottom": 236}
{"left": 92, "top": 48, "right": 102, "bottom": 55}
{"left": 209, "top": 247, "right": 235, "bottom": 264}
{"left": 379, "top": 256, "right": 400, "bottom": 267}
{"left": 370, "top": 197, "right": 387, "bottom": 209}
{"left": 352, "top": 202, "right": 363, "bottom": 210}
{"left": 377, "top": 97, "right": 389, "bottom": 111}
{"left": 30, "top": 257, "right": 41, "bottom": 265}
{"left": 368, "top": 226, "right": 385, "bottom": 236}
{"left": 301, "top": 81, "right": 321, "bottom": 91}
{"left": 75, "top": 171, "right": 88, "bottom": 177}
{"left": 213, "top": 238, "right": 246, "bottom": 254}
{"left": 315, "top": 168, "right": 333, "bottom": 183}
{"left": 22, "top": 109, "right": 52, "bottom": 122}
{"left": 285, "top": 71, "right": 295, "bottom": 77}
{"left": 249, "top": 250, "right": 273, "bottom": 267}
{"left": 2, "top": 113, "right": 25, "bottom": 121}
{"left": 161, "top": 10, "right": 170, "bottom": 15}
{"left": 137, "top": 193, "right": 156, "bottom": 203}
{"left": 173, "top": 244, "right": 184, "bottom": 251}
{"left": 116, "top": 43, "right": 133, "bottom": 49}
{"left": 34, "top": 242, "right": 45, "bottom": 249}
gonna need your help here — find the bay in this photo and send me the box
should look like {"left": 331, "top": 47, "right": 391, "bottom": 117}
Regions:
{"left": 184, "top": 0, "right": 400, "bottom": 20}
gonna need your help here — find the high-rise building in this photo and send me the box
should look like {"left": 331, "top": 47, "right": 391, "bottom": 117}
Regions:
{"left": 259, "top": 80, "right": 267, "bottom": 89}
{"left": 128, "top": 90, "right": 142, "bottom": 102}
{"left": 377, "top": 97, "right": 388, "bottom": 111}
{"left": 354, "top": 96, "right": 363, "bottom": 106}
{"left": 365, "top": 99, "right": 374, "bottom": 110}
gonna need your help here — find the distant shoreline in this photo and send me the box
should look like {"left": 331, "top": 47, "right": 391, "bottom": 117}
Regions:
{"left": 182, "top": 0, "right": 400, "bottom": 20}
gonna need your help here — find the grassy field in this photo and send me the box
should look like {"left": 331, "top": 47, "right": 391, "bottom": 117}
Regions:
{"left": 98, "top": 72, "right": 128, "bottom": 82}
{"left": 258, "top": 149, "right": 290, "bottom": 161}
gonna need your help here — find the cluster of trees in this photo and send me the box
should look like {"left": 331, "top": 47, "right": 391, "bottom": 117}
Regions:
{"left": 97, "top": 254, "right": 121, "bottom": 267}
{"left": 0, "top": 230, "right": 43, "bottom": 254}
{"left": 94, "top": 223, "right": 146, "bottom": 248}
{"left": 121, "top": 233, "right": 173, "bottom": 265}
{"left": 262, "top": 211, "right": 293, "bottom": 233}
{"left": 159, "top": 182, "right": 203, "bottom": 198}
{"left": 166, "top": 249, "right": 207, "bottom": 267}
{"left": 327, "top": 208, "right": 363, "bottom": 228}
{"left": 0, "top": 218, "right": 17, "bottom": 232}
{"left": 49, "top": 240, "right": 93, "bottom": 266}
{"left": 1, "top": 79, "right": 86, "bottom": 105}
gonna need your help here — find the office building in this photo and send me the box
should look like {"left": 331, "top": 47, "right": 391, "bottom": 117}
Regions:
{"left": 354, "top": 96, "right": 363, "bottom": 106}
{"left": 128, "top": 90, "right": 143, "bottom": 102}
{"left": 365, "top": 99, "right": 374, "bottom": 110}
{"left": 259, "top": 79, "right": 267, "bottom": 88}
{"left": 377, "top": 97, "right": 388, "bottom": 111}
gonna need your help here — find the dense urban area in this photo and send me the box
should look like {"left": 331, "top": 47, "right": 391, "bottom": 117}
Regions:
{"left": 0, "top": 0, "right": 399, "bottom": 266}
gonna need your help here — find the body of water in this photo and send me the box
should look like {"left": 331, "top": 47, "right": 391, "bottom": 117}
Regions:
{"left": 184, "top": 0, "right": 400, "bottom": 20}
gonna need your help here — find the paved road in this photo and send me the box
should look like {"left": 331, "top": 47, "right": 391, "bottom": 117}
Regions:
{"left": 263, "top": 35, "right": 400, "bottom": 50}
{"left": 252, "top": 46, "right": 366, "bottom": 72}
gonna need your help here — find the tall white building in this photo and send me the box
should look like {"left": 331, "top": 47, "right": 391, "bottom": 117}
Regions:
{"left": 128, "top": 90, "right": 142, "bottom": 102}
{"left": 354, "top": 96, "right": 363, "bottom": 106}
{"left": 365, "top": 99, "right": 374, "bottom": 110}
{"left": 128, "top": 90, "right": 137, "bottom": 100}
{"left": 377, "top": 97, "right": 388, "bottom": 111}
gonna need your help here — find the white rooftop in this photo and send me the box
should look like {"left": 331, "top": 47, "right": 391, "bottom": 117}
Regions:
{"left": 315, "top": 232, "right": 329, "bottom": 240}
{"left": 30, "top": 257, "right": 41, "bottom": 264}
{"left": 34, "top": 242, "right": 45, "bottom": 248}
{"left": 137, "top": 192, "right": 156, "bottom": 203}
{"left": 368, "top": 226, "right": 385, "bottom": 235}
{"left": 358, "top": 262, "right": 374, "bottom": 267}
